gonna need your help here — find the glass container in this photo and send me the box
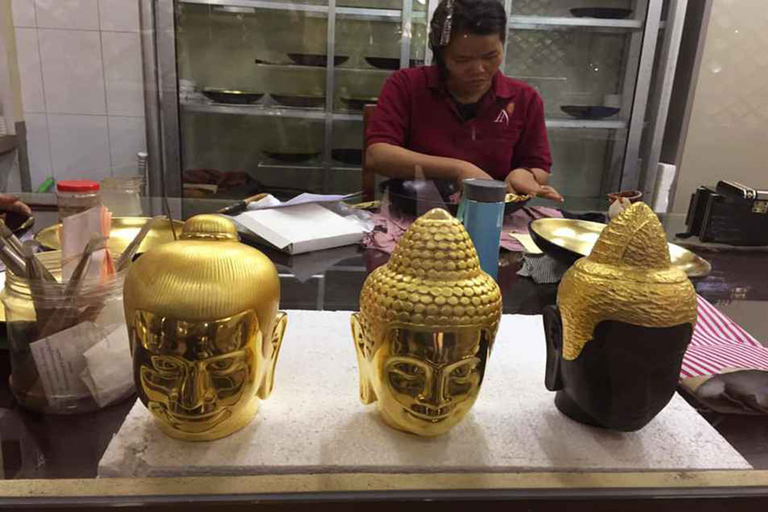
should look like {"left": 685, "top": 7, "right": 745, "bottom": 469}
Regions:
{"left": 101, "top": 176, "right": 144, "bottom": 216}
{"left": 0, "top": 251, "right": 132, "bottom": 414}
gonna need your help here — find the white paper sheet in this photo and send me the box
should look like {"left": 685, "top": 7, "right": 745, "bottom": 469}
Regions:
{"left": 510, "top": 233, "right": 543, "bottom": 254}
{"left": 246, "top": 193, "right": 356, "bottom": 211}
{"left": 82, "top": 326, "right": 133, "bottom": 408}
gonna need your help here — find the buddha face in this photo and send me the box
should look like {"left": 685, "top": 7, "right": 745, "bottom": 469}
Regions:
{"left": 131, "top": 310, "right": 287, "bottom": 441}
{"left": 353, "top": 315, "right": 490, "bottom": 436}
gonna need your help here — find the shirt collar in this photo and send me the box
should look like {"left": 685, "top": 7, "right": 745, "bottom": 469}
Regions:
{"left": 425, "top": 66, "right": 517, "bottom": 101}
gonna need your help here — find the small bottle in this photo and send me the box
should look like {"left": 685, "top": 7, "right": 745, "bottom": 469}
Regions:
{"left": 137, "top": 152, "right": 148, "bottom": 196}
{"left": 56, "top": 180, "right": 102, "bottom": 221}
{"left": 457, "top": 179, "right": 506, "bottom": 280}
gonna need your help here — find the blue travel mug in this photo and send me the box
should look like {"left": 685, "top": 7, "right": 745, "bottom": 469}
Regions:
{"left": 457, "top": 179, "right": 506, "bottom": 280}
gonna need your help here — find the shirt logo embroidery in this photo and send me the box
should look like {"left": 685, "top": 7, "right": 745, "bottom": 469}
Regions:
{"left": 494, "top": 102, "right": 515, "bottom": 125}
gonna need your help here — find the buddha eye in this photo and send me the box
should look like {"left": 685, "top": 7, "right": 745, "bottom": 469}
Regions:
{"left": 394, "top": 363, "right": 423, "bottom": 377}
{"left": 209, "top": 358, "right": 235, "bottom": 372}
{"left": 452, "top": 365, "right": 471, "bottom": 378}
{"left": 151, "top": 357, "right": 180, "bottom": 373}
{"left": 450, "top": 360, "right": 479, "bottom": 381}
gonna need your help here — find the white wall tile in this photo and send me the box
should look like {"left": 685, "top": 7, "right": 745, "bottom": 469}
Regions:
{"left": 48, "top": 114, "right": 111, "bottom": 181}
{"left": 39, "top": 29, "right": 106, "bottom": 115}
{"left": 11, "top": 0, "right": 36, "bottom": 27}
{"left": 99, "top": 0, "right": 139, "bottom": 32}
{"left": 102, "top": 32, "right": 144, "bottom": 116}
{"left": 14, "top": 28, "right": 45, "bottom": 113}
{"left": 24, "top": 113, "right": 54, "bottom": 187}
{"left": 34, "top": 0, "right": 99, "bottom": 30}
{"left": 108, "top": 116, "right": 145, "bottom": 176}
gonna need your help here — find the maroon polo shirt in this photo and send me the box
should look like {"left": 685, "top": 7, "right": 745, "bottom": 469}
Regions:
{"left": 366, "top": 66, "right": 552, "bottom": 180}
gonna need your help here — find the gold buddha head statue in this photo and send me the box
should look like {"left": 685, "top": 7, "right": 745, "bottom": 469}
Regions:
{"left": 352, "top": 208, "right": 502, "bottom": 436}
{"left": 124, "top": 215, "right": 287, "bottom": 441}
{"left": 544, "top": 202, "right": 698, "bottom": 430}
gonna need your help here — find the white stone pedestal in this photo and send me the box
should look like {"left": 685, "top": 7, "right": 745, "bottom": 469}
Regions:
{"left": 99, "top": 311, "right": 750, "bottom": 477}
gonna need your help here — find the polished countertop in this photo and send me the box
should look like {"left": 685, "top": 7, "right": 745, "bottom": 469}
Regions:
{"left": 0, "top": 205, "right": 767, "bottom": 482}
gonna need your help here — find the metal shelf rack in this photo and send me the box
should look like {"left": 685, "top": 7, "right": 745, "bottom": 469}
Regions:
{"left": 508, "top": 15, "right": 643, "bottom": 31}
{"left": 179, "top": 0, "right": 426, "bottom": 22}
{"left": 145, "top": 0, "right": 687, "bottom": 200}
{"left": 182, "top": 101, "right": 628, "bottom": 131}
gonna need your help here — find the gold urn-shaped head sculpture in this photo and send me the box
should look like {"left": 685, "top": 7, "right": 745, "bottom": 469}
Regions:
{"left": 544, "top": 202, "right": 698, "bottom": 430}
{"left": 352, "top": 208, "right": 502, "bottom": 436}
{"left": 124, "top": 215, "right": 287, "bottom": 441}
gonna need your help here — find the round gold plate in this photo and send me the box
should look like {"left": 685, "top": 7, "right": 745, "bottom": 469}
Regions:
{"left": 529, "top": 218, "right": 712, "bottom": 278}
{"left": 34, "top": 217, "right": 184, "bottom": 255}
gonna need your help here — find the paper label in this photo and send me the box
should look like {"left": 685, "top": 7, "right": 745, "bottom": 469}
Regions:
{"left": 82, "top": 326, "right": 134, "bottom": 408}
{"left": 61, "top": 206, "right": 113, "bottom": 281}
{"left": 29, "top": 322, "right": 106, "bottom": 408}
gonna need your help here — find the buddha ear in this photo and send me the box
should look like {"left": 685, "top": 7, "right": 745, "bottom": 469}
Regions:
{"left": 543, "top": 305, "right": 564, "bottom": 392}
{"left": 351, "top": 313, "right": 376, "bottom": 405}
{"left": 257, "top": 311, "right": 287, "bottom": 400}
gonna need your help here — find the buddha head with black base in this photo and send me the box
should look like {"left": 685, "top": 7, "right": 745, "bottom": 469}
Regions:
{"left": 543, "top": 202, "right": 698, "bottom": 431}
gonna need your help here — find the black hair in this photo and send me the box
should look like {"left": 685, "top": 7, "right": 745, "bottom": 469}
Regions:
{"left": 429, "top": 0, "right": 507, "bottom": 71}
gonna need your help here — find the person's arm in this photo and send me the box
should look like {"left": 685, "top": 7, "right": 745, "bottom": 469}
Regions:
{"left": 0, "top": 194, "right": 32, "bottom": 217}
{"left": 365, "top": 71, "right": 492, "bottom": 183}
{"left": 366, "top": 143, "right": 492, "bottom": 182}
{"left": 505, "top": 167, "right": 563, "bottom": 202}
{"left": 506, "top": 91, "right": 563, "bottom": 202}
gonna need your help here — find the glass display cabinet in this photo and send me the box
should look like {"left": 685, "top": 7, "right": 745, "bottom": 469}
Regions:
{"left": 142, "top": 0, "right": 685, "bottom": 211}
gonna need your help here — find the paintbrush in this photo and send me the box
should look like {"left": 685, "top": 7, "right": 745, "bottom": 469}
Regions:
{"left": 38, "top": 235, "right": 108, "bottom": 339}
{"left": 116, "top": 216, "right": 165, "bottom": 271}
{"left": 0, "top": 238, "right": 27, "bottom": 276}
{"left": 0, "top": 220, "right": 25, "bottom": 257}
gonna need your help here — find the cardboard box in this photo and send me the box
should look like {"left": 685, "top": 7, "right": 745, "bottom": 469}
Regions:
{"left": 233, "top": 203, "right": 365, "bottom": 255}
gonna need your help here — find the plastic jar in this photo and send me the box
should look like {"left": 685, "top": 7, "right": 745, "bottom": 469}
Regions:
{"left": 0, "top": 251, "right": 133, "bottom": 414}
{"left": 101, "top": 176, "right": 144, "bottom": 216}
{"left": 56, "top": 180, "right": 101, "bottom": 221}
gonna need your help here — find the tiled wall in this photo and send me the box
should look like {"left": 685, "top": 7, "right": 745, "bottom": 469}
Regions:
{"left": 11, "top": 0, "right": 145, "bottom": 190}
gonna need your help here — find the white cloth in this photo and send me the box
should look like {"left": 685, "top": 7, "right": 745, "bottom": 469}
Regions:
{"left": 99, "top": 311, "right": 750, "bottom": 477}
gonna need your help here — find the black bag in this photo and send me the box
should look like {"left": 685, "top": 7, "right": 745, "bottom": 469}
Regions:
{"left": 682, "top": 181, "right": 768, "bottom": 246}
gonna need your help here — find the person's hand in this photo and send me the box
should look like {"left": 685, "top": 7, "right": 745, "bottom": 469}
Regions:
{"left": 0, "top": 194, "right": 32, "bottom": 217}
{"left": 453, "top": 160, "right": 493, "bottom": 183}
{"left": 505, "top": 168, "right": 564, "bottom": 203}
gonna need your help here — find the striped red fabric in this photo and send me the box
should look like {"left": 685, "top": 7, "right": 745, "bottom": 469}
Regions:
{"left": 680, "top": 296, "right": 768, "bottom": 379}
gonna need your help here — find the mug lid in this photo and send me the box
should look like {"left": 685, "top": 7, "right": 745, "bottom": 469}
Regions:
{"left": 463, "top": 179, "right": 506, "bottom": 203}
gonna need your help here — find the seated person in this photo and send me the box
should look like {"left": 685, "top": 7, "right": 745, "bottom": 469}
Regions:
{"left": 366, "top": 0, "right": 562, "bottom": 202}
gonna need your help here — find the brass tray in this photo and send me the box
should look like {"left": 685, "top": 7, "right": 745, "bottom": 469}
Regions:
{"left": 35, "top": 217, "right": 184, "bottom": 255}
{"left": 528, "top": 218, "right": 712, "bottom": 278}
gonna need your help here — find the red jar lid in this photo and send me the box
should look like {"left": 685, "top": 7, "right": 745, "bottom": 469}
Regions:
{"left": 56, "top": 180, "right": 100, "bottom": 192}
